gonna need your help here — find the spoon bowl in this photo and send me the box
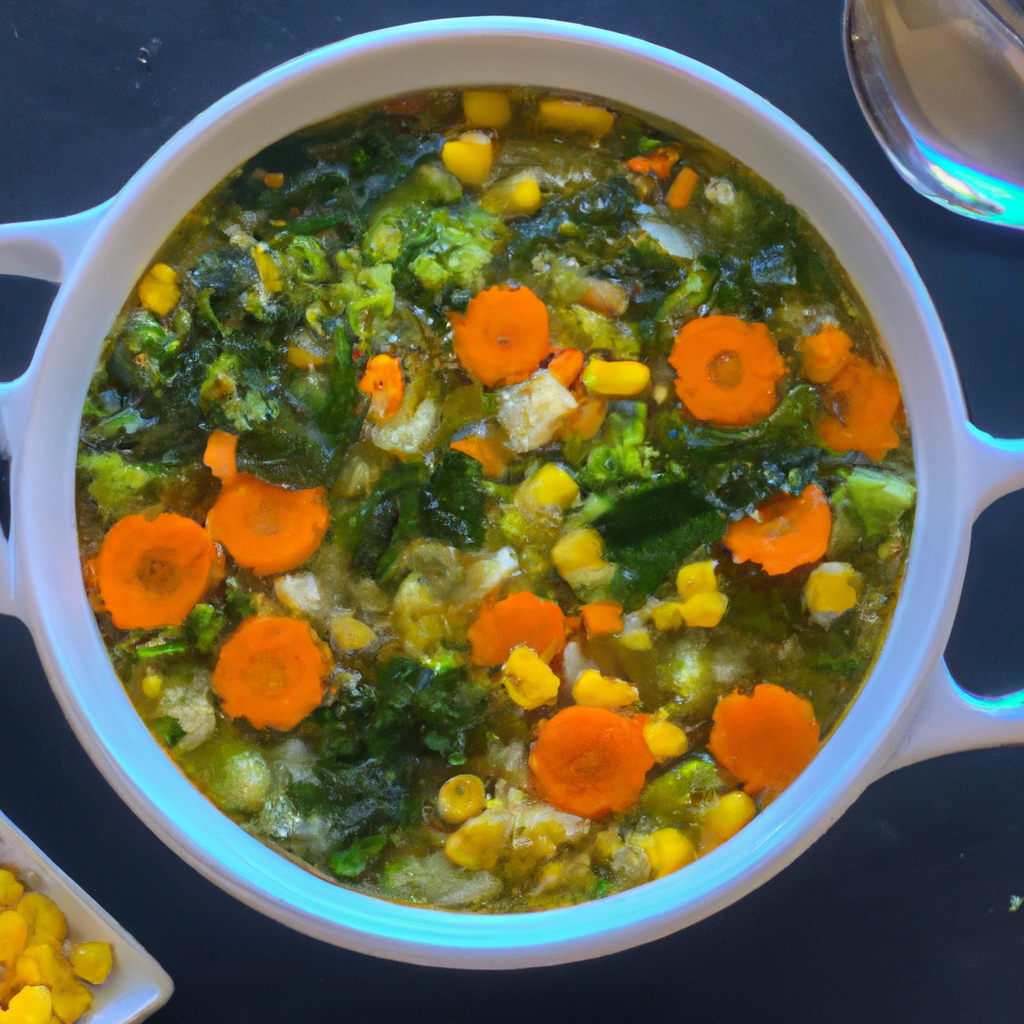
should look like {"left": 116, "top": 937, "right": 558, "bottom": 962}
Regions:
{"left": 844, "top": 0, "right": 1024, "bottom": 227}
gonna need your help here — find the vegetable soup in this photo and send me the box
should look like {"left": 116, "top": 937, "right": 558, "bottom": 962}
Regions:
{"left": 77, "top": 88, "right": 915, "bottom": 912}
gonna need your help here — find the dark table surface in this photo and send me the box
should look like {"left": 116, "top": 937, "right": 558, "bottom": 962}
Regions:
{"left": 2, "top": 2, "right": 1024, "bottom": 1021}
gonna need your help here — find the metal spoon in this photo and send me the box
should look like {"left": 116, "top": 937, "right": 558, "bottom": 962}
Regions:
{"left": 844, "top": 0, "right": 1024, "bottom": 227}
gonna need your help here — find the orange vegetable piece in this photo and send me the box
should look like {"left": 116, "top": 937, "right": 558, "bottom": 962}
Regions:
{"left": 627, "top": 147, "right": 679, "bottom": 179}
{"left": 707, "top": 683, "right": 820, "bottom": 799}
{"left": 548, "top": 347, "right": 585, "bottom": 388}
{"left": 818, "top": 355, "right": 902, "bottom": 461}
{"left": 580, "top": 601, "right": 624, "bottom": 636}
{"left": 449, "top": 435, "right": 513, "bottom": 478}
{"left": 358, "top": 353, "right": 404, "bottom": 420}
{"left": 627, "top": 156, "right": 652, "bottom": 174}
{"left": 263, "top": 172, "right": 285, "bottom": 188}
{"left": 669, "top": 315, "right": 786, "bottom": 427}
{"left": 723, "top": 483, "right": 831, "bottom": 576}
{"left": 530, "top": 705, "right": 654, "bottom": 819}
{"left": 798, "top": 325, "right": 853, "bottom": 383}
{"left": 450, "top": 284, "right": 552, "bottom": 388}
{"left": 95, "top": 513, "right": 217, "bottom": 629}
{"left": 205, "top": 451, "right": 329, "bottom": 575}
{"left": 212, "top": 616, "right": 331, "bottom": 730}
{"left": 666, "top": 166, "right": 699, "bottom": 210}
{"left": 561, "top": 396, "right": 607, "bottom": 441}
{"left": 468, "top": 591, "right": 567, "bottom": 666}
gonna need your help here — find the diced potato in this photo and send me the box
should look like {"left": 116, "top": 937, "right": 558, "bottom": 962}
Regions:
{"left": 273, "top": 572, "right": 322, "bottom": 615}
{"left": 496, "top": 371, "right": 578, "bottom": 453}
{"left": 365, "top": 396, "right": 440, "bottom": 456}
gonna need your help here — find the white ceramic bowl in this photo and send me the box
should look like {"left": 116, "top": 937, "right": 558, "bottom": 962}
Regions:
{"left": 2, "top": 17, "right": 1024, "bottom": 969}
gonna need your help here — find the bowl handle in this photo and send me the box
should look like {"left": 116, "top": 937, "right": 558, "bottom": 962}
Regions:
{"left": 0, "top": 201, "right": 112, "bottom": 619}
{"left": 884, "top": 422, "right": 1024, "bottom": 773}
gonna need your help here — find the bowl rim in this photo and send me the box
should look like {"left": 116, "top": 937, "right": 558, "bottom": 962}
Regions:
{"left": 11, "top": 16, "right": 970, "bottom": 967}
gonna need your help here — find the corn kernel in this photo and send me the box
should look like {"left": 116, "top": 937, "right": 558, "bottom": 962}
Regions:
{"left": 437, "top": 775, "right": 487, "bottom": 825}
{"left": 68, "top": 941, "right": 113, "bottom": 986}
{"left": 49, "top": 980, "right": 92, "bottom": 1024}
{"left": 481, "top": 173, "right": 542, "bottom": 216}
{"left": 0, "top": 870, "right": 24, "bottom": 909}
{"left": 15, "top": 943, "right": 72, "bottom": 989}
{"left": 0, "top": 910, "right": 27, "bottom": 965}
{"left": 141, "top": 673, "right": 162, "bottom": 700}
{"left": 651, "top": 592, "right": 728, "bottom": 630}
{"left": 445, "top": 814, "right": 507, "bottom": 871}
{"left": 582, "top": 358, "right": 651, "bottom": 396}
{"left": 137, "top": 263, "right": 180, "bottom": 317}
{"left": 639, "top": 828, "right": 696, "bottom": 879}
{"left": 463, "top": 90, "right": 512, "bottom": 128}
{"left": 441, "top": 132, "right": 492, "bottom": 186}
{"left": 537, "top": 98, "right": 615, "bottom": 137}
{"left": 502, "top": 646, "right": 560, "bottom": 710}
{"left": 551, "top": 527, "right": 613, "bottom": 584}
{"left": 251, "top": 245, "right": 282, "bottom": 292}
{"left": 572, "top": 669, "right": 639, "bottom": 709}
{"left": 330, "top": 615, "right": 376, "bottom": 651}
{"left": 0, "top": 985, "right": 51, "bottom": 1024}
{"left": 516, "top": 463, "right": 579, "bottom": 513}
{"left": 643, "top": 718, "right": 689, "bottom": 761}
{"left": 16, "top": 895, "right": 66, "bottom": 949}
{"left": 676, "top": 560, "right": 718, "bottom": 599}
{"left": 286, "top": 344, "right": 326, "bottom": 369}
{"left": 618, "top": 627, "right": 653, "bottom": 651}
{"left": 704, "top": 791, "right": 756, "bottom": 842}
{"left": 804, "top": 562, "right": 859, "bottom": 615}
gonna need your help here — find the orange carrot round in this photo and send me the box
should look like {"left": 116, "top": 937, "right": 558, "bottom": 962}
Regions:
{"left": 707, "top": 683, "right": 820, "bottom": 799}
{"left": 530, "top": 705, "right": 654, "bottom": 818}
{"left": 723, "top": 484, "right": 831, "bottom": 576}
{"left": 669, "top": 315, "right": 786, "bottom": 427}
{"left": 358, "top": 353, "right": 404, "bottom": 420}
{"left": 450, "top": 284, "right": 551, "bottom": 388}
{"left": 468, "top": 590, "right": 567, "bottom": 666}
{"left": 95, "top": 513, "right": 217, "bottom": 630}
{"left": 818, "top": 354, "right": 902, "bottom": 461}
{"left": 206, "top": 474, "right": 328, "bottom": 576}
{"left": 212, "top": 615, "right": 330, "bottom": 730}
{"left": 798, "top": 326, "right": 852, "bottom": 384}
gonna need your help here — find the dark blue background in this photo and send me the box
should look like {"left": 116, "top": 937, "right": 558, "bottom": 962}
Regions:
{"left": 2, "top": 2, "right": 1024, "bottom": 1020}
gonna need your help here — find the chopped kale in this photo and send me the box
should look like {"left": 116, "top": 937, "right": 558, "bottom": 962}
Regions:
{"left": 419, "top": 449, "right": 488, "bottom": 549}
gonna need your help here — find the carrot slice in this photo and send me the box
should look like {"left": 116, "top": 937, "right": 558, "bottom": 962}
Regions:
{"left": 206, "top": 473, "right": 328, "bottom": 576}
{"left": 666, "top": 166, "right": 699, "bottom": 210}
{"left": 358, "top": 353, "right": 404, "bottom": 420}
{"left": 723, "top": 484, "right": 831, "bottom": 576}
{"left": 449, "top": 435, "right": 513, "bottom": 478}
{"left": 818, "top": 355, "right": 902, "bottom": 461}
{"left": 468, "top": 590, "right": 567, "bottom": 666}
{"left": 450, "top": 284, "right": 551, "bottom": 388}
{"left": 203, "top": 429, "right": 239, "bottom": 482}
{"left": 798, "top": 326, "right": 852, "bottom": 384}
{"left": 548, "top": 347, "right": 585, "bottom": 388}
{"left": 669, "top": 315, "right": 786, "bottom": 427}
{"left": 580, "top": 601, "right": 624, "bottom": 636}
{"left": 529, "top": 705, "right": 654, "bottom": 818}
{"left": 707, "top": 683, "right": 820, "bottom": 799}
{"left": 96, "top": 513, "right": 217, "bottom": 629}
{"left": 212, "top": 616, "right": 330, "bottom": 730}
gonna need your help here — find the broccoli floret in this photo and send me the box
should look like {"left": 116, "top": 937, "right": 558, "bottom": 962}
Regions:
{"left": 105, "top": 312, "right": 180, "bottom": 396}
{"left": 77, "top": 451, "right": 169, "bottom": 520}
{"left": 568, "top": 305, "right": 640, "bottom": 358}
{"left": 199, "top": 351, "right": 277, "bottom": 432}
{"left": 843, "top": 467, "right": 916, "bottom": 540}
{"left": 325, "top": 252, "right": 396, "bottom": 340}
{"left": 578, "top": 401, "right": 655, "bottom": 488}
{"left": 404, "top": 205, "right": 508, "bottom": 292}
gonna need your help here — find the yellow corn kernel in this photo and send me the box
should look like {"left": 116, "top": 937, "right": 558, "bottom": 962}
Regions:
{"left": 551, "top": 527, "right": 613, "bottom": 583}
{"left": 0, "top": 910, "right": 27, "bottom": 965}
{"left": 618, "top": 627, "right": 652, "bottom": 651}
{"left": 679, "top": 591, "right": 728, "bottom": 628}
{"left": 437, "top": 775, "right": 486, "bottom": 825}
{"left": 481, "top": 174, "right": 542, "bottom": 217}
{"left": 0, "top": 986, "right": 52, "bottom": 1024}
{"left": 704, "top": 791, "right": 757, "bottom": 843}
{"left": 141, "top": 673, "right": 162, "bottom": 700}
{"left": 251, "top": 245, "right": 282, "bottom": 292}
{"left": 804, "top": 561, "right": 859, "bottom": 615}
{"left": 463, "top": 90, "right": 512, "bottom": 128}
{"left": 572, "top": 669, "right": 639, "bottom": 709}
{"left": 286, "top": 344, "right": 326, "bottom": 369}
{"left": 516, "top": 463, "right": 579, "bottom": 513}
{"left": 537, "top": 98, "right": 615, "bottom": 137}
{"left": 49, "top": 981, "right": 92, "bottom": 1024}
{"left": 137, "top": 263, "right": 180, "bottom": 317}
{"left": 330, "top": 615, "right": 376, "bottom": 651}
{"left": 441, "top": 132, "right": 493, "bottom": 186}
{"left": 502, "top": 646, "right": 560, "bottom": 710}
{"left": 0, "top": 870, "right": 24, "bottom": 909}
{"left": 68, "top": 942, "right": 113, "bottom": 986}
{"left": 639, "top": 828, "right": 696, "bottom": 879}
{"left": 643, "top": 718, "right": 689, "bottom": 761}
{"left": 650, "top": 601, "right": 687, "bottom": 631}
{"left": 15, "top": 943, "right": 72, "bottom": 989}
{"left": 581, "top": 358, "right": 651, "bottom": 397}
{"left": 444, "top": 814, "right": 507, "bottom": 871}
{"left": 592, "top": 828, "right": 625, "bottom": 864}
{"left": 16, "top": 895, "right": 66, "bottom": 949}
{"left": 676, "top": 560, "right": 718, "bottom": 599}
